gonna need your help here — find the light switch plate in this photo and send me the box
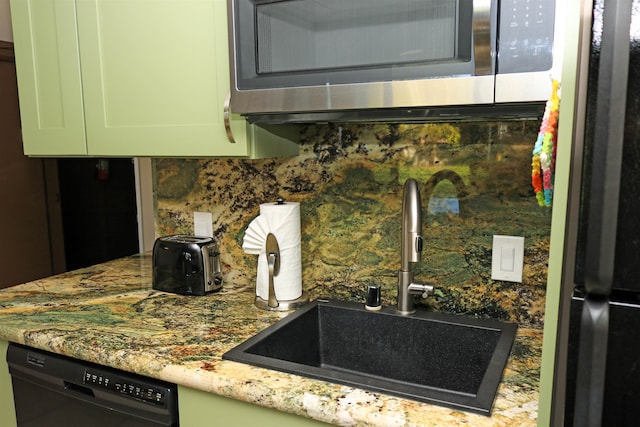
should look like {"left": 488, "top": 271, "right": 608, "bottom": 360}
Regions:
{"left": 491, "top": 235, "right": 524, "bottom": 282}
{"left": 194, "top": 212, "right": 213, "bottom": 237}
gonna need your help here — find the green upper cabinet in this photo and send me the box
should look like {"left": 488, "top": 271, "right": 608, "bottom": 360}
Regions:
{"left": 10, "top": 0, "right": 87, "bottom": 156}
{"left": 10, "top": 0, "right": 299, "bottom": 158}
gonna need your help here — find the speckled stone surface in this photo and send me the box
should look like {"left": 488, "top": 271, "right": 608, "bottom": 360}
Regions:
{"left": 0, "top": 254, "right": 539, "bottom": 426}
{"left": 154, "top": 122, "right": 552, "bottom": 329}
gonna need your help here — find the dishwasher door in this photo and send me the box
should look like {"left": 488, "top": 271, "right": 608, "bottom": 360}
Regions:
{"left": 7, "top": 343, "right": 178, "bottom": 427}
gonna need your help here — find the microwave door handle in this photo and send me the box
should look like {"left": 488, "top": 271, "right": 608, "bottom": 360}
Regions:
{"left": 472, "top": 0, "right": 492, "bottom": 75}
{"left": 223, "top": 91, "right": 236, "bottom": 144}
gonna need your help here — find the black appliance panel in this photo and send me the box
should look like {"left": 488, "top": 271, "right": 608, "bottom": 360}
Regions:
{"left": 574, "top": 0, "right": 640, "bottom": 292}
{"left": 6, "top": 343, "right": 179, "bottom": 427}
{"left": 565, "top": 296, "right": 640, "bottom": 426}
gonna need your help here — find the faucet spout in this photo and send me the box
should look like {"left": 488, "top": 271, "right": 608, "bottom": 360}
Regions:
{"left": 397, "top": 179, "right": 434, "bottom": 314}
{"left": 401, "top": 179, "right": 422, "bottom": 270}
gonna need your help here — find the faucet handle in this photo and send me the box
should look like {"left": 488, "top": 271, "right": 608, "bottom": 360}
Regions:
{"left": 408, "top": 282, "right": 435, "bottom": 299}
{"left": 421, "top": 288, "right": 432, "bottom": 299}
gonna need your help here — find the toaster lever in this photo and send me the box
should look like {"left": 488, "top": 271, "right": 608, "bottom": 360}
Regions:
{"left": 182, "top": 251, "right": 195, "bottom": 276}
{"left": 207, "top": 249, "right": 223, "bottom": 287}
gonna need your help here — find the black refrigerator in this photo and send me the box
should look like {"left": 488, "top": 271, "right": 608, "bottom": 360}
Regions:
{"left": 558, "top": 0, "right": 640, "bottom": 426}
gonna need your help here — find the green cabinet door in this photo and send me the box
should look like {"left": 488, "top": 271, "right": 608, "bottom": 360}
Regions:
{"left": 0, "top": 340, "right": 17, "bottom": 427}
{"left": 10, "top": 0, "right": 87, "bottom": 156}
{"left": 10, "top": 0, "right": 298, "bottom": 158}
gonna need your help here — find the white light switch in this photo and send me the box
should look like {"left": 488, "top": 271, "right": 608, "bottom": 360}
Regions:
{"left": 491, "top": 235, "right": 524, "bottom": 283}
{"left": 194, "top": 212, "right": 213, "bottom": 237}
{"left": 500, "top": 247, "right": 515, "bottom": 271}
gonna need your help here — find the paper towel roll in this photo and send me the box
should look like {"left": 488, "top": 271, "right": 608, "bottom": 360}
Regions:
{"left": 242, "top": 201, "right": 302, "bottom": 301}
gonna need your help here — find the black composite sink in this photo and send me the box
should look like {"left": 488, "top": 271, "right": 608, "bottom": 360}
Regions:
{"left": 223, "top": 299, "right": 517, "bottom": 415}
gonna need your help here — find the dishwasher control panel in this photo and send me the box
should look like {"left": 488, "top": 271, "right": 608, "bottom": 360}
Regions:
{"left": 8, "top": 343, "right": 178, "bottom": 426}
{"left": 84, "top": 369, "right": 168, "bottom": 407}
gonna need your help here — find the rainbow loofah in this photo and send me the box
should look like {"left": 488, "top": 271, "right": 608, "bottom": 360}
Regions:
{"left": 532, "top": 79, "right": 560, "bottom": 207}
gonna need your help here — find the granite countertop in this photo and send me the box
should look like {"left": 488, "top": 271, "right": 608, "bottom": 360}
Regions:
{"left": 0, "top": 254, "right": 540, "bottom": 426}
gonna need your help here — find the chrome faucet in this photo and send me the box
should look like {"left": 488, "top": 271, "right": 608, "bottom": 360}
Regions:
{"left": 397, "top": 179, "right": 434, "bottom": 314}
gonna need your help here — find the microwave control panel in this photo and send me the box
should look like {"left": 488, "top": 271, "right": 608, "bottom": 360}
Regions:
{"left": 498, "top": 0, "right": 556, "bottom": 74}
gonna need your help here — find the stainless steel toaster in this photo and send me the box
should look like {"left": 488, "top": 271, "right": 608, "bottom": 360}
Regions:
{"left": 152, "top": 235, "right": 222, "bottom": 295}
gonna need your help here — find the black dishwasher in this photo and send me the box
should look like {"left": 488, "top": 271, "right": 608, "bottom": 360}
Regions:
{"left": 6, "top": 343, "right": 179, "bottom": 427}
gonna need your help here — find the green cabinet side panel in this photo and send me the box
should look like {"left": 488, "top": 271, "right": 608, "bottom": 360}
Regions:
{"left": 0, "top": 340, "right": 17, "bottom": 427}
{"left": 10, "top": 0, "right": 87, "bottom": 155}
{"left": 537, "top": 0, "right": 584, "bottom": 424}
{"left": 178, "top": 385, "right": 330, "bottom": 427}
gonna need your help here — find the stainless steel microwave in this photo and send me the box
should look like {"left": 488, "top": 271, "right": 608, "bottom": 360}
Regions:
{"left": 228, "top": 0, "right": 564, "bottom": 123}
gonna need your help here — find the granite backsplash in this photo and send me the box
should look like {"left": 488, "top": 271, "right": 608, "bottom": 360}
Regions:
{"left": 153, "top": 122, "right": 551, "bottom": 329}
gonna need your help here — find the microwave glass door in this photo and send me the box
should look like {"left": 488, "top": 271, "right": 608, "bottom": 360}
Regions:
{"left": 256, "top": 0, "right": 461, "bottom": 74}
{"left": 233, "top": 0, "right": 486, "bottom": 90}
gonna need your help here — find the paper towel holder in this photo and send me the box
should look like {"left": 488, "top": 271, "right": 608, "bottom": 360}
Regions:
{"left": 255, "top": 293, "right": 309, "bottom": 311}
{"left": 255, "top": 233, "right": 309, "bottom": 311}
